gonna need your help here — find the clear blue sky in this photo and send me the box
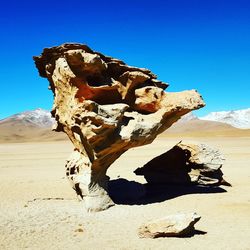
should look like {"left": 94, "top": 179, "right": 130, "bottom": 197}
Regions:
{"left": 0, "top": 0, "right": 249, "bottom": 119}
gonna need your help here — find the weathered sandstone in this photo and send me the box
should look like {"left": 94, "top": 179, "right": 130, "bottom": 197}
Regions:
{"left": 34, "top": 43, "right": 205, "bottom": 211}
{"left": 135, "top": 141, "right": 230, "bottom": 186}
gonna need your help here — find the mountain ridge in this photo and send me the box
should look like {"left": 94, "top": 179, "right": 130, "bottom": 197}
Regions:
{"left": 1, "top": 108, "right": 250, "bottom": 143}
{"left": 1, "top": 107, "right": 250, "bottom": 129}
{"left": 0, "top": 108, "right": 54, "bottom": 128}
{"left": 199, "top": 108, "right": 250, "bottom": 129}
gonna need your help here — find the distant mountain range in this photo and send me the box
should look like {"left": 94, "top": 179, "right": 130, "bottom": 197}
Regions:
{"left": 179, "top": 108, "right": 250, "bottom": 129}
{"left": 0, "top": 108, "right": 249, "bottom": 143}
{"left": 199, "top": 108, "right": 250, "bottom": 129}
{"left": 0, "top": 108, "right": 55, "bottom": 128}
{"left": 3, "top": 107, "right": 250, "bottom": 129}
{"left": 0, "top": 109, "right": 65, "bottom": 143}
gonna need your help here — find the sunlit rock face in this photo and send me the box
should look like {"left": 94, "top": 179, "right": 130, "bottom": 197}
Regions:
{"left": 34, "top": 43, "right": 205, "bottom": 212}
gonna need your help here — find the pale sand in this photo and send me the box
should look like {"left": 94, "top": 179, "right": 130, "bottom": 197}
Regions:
{"left": 0, "top": 135, "right": 250, "bottom": 249}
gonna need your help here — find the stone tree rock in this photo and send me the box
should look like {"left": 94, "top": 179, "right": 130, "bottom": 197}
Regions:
{"left": 134, "top": 141, "right": 230, "bottom": 186}
{"left": 33, "top": 43, "right": 205, "bottom": 212}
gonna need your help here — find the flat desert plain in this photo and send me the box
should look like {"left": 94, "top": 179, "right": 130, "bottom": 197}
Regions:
{"left": 1, "top": 132, "right": 250, "bottom": 249}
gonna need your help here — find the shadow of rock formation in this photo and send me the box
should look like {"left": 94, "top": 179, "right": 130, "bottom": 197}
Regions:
{"left": 109, "top": 141, "right": 230, "bottom": 206}
{"left": 108, "top": 178, "right": 226, "bottom": 206}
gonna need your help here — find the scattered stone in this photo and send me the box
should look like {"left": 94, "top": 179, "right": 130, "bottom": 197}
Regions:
{"left": 75, "top": 228, "right": 84, "bottom": 233}
{"left": 34, "top": 43, "right": 205, "bottom": 212}
{"left": 135, "top": 141, "right": 230, "bottom": 186}
{"left": 138, "top": 212, "right": 201, "bottom": 238}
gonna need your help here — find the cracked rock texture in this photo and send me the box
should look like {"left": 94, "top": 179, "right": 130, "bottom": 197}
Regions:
{"left": 34, "top": 43, "right": 205, "bottom": 212}
{"left": 134, "top": 141, "right": 229, "bottom": 186}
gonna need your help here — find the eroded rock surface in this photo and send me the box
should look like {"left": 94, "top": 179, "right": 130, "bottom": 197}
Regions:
{"left": 135, "top": 141, "right": 230, "bottom": 186}
{"left": 138, "top": 212, "right": 201, "bottom": 238}
{"left": 34, "top": 43, "right": 205, "bottom": 212}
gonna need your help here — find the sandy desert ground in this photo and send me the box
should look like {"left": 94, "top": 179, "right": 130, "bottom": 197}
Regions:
{"left": 0, "top": 133, "right": 250, "bottom": 250}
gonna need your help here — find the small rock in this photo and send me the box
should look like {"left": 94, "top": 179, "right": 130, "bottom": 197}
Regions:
{"left": 75, "top": 228, "right": 84, "bottom": 233}
{"left": 138, "top": 212, "right": 201, "bottom": 238}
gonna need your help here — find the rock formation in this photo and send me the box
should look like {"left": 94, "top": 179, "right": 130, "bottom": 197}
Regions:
{"left": 135, "top": 141, "right": 230, "bottom": 186}
{"left": 34, "top": 43, "right": 205, "bottom": 212}
{"left": 138, "top": 212, "right": 201, "bottom": 238}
